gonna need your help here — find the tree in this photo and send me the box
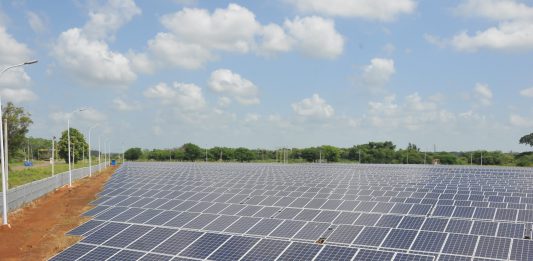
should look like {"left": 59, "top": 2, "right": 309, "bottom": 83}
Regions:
{"left": 234, "top": 147, "right": 254, "bottom": 162}
{"left": 2, "top": 102, "right": 33, "bottom": 159}
{"left": 321, "top": 145, "right": 340, "bottom": 162}
{"left": 520, "top": 133, "right": 533, "bottom": 147}
{"left": 182, "top": 143, "right": 202, "bottom": 161}
{"left": 124, "top": 147, "right": 142, "bottom": 161}
{"left": 301, "top": 147, "right": 320, "bottom": 162}
{"left": 57, "top": 128, "right": 88, "bottom": 163}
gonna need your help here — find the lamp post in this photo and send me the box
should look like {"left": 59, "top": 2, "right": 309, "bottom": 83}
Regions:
{"left": 52, "top": 136, "right": 56, "bottom": 175}
{"left": 88, "top": 124, "right": 98, "bottom": 177}
{"left": 1, "top": 60, "right": 38, "bottom": 225}
{"left": 67, "top": 108, "right": 86, "bottom": 187}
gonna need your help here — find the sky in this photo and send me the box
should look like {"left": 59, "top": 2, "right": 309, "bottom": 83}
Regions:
{"left": 0, "top": 0, "right": 532, "bottom": 152}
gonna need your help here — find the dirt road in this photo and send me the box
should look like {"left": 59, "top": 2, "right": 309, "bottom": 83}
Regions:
{"left": 0, "top": 166, "right": 116, "bottom": 261}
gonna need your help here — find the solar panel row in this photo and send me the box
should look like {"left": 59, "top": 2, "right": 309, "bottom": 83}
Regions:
{"left": 52, "top": 162, "right": 533, "bottom": 261}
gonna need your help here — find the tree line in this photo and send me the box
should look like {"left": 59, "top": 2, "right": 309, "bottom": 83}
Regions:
{"left": 125, "top": 140, "right": 533, "bottom": 166}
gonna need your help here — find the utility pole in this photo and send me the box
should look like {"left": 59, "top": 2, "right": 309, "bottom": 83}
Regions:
{"left": 470, "top": 153, "right": 473, "bottom": 165}
{"left": 4, "top": 119, "right": 8, "bottom": 186}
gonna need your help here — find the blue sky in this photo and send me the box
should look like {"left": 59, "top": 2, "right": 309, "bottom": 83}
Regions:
{"left": 0, "top": 0, "right": 532, "bottom": 152}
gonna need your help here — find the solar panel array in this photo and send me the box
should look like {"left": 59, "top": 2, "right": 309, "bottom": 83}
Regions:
{"left": 51, "top": 162, "right": 533, "bottom": 260}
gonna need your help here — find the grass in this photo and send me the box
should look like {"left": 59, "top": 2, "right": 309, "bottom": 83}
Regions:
{"left": 2, "top": 160, "right": 104, "bottom": 190}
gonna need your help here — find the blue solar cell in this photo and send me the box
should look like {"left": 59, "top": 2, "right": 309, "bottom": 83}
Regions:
{"left": 474, "top": 236, "right": 511, "bottom": 259}
{"left": 398, "top": 216, "right": 424, "bottom": 230}
{"left": 421, "top": 218, "right": 448, "bottom": 232}
{"left": 78, "top": 247, "right": 120, "bottom": 261}
{"left": 376, "top": 215, "right": 403, "bottom": 228}
{"left": 67, "top": 220, "right": 104, "bottom": 236}
{"left": 353, "top": 227, "right": 390, "bottom": 247}
{"left": 354, "top": 249, "right": 394, "bottom": 261}
{"left": 470, "top": 221, "right": 498, "bottom": 237}
{"left": 314, "top": 245, "right": 358, "bottom": 261}
{"left": 327, "top": 225, "right": 363, "bottom": 244}
{"left": 393, "top": 253, "right": 434, "bottom": 261}
{"left": 207, "top": 236, "right": 259, "bottom": 261}
{"left": 381, "top": 229, "right": 418, "bottom": 249}
{"left": 442, "top": 233, "right": 478, "bottom": 256}
{"left": 140, "top": 253, "right": 174, "bottom": 261}
{"left": 49, "top": 244, "right": 96, "bottom": 261}
{"left": 179, "top": 233, "right": 231, "bottom": 259}
{"left": 81, "top": 222, "right": 129, "bottom": 244}
{"left": 241, "top": 239, "right": 290, "bottom": 261}
{"left": 107, "top": 250, "right": 145, "bottom": 261}
{"left": 411, "top": 231, "right": 447, "bottom": 252}
{"left": 103, "top": 225, "right": 152, "bottom": 248}
{"left": 277, "top": 242, "right": 322, "bottom": 260}
{"left": 153, "top": 230, "right": 204, "bottom": 255}
{"left": 128, "top": 227, "right": 177, "bottom": 251}
{"left": 497, "top": 223, "right": 524, "bottom": 238}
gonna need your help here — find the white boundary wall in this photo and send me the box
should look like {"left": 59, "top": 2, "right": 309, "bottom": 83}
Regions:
{"left": 0, "top": 163, "right": 107, "bottom": 214}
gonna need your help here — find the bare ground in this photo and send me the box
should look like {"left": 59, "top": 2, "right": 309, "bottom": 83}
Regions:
{"left": 0, "top": 166, "right": 117, "bottom": 261}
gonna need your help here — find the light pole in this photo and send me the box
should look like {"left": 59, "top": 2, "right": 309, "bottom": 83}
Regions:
{"left": 67, "top": 108, "right": 86, "bottom": 188}
{"left": 88, "top": 124, "right": 98, "bottom": 177}
{"left": 52, "top": 136, "right": 56, "bottom": 175}
{"left": 98, "top": 136, "right": 101, "bottom": 172}
{"left": 1, "top": 60, "right": 38, "bottom": 226}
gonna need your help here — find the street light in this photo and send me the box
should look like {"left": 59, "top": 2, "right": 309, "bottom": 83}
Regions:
{"left": 67, "top": 108, "right": 87, "bottom": 188}
{"left": 88, "top": 124, "right": 98, "bottom": 177}
{"left": 1, "top": 59, "right": 38, "bottom": 226}
{"left": 98, "top": 136, "right": 102, "bottom": 172}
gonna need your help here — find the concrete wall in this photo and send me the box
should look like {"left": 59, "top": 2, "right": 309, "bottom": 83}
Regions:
{"left": 0, "top": 163, "right": 107, "bottom": 214}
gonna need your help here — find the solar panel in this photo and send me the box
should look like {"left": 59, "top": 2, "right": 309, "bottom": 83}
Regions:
{"left": 240, "top": 239, "right": 290, "bottom": 261}
{"left": 442, "top": 233, "right": 478, "bottom": 256}
{"left": 49, "top": 244, "right": 96, "bottom": 261}
{"left": 78, "top": 247, "right": 120, "bottom": 261}
{"left": 207, "top": 236, "right": 259, "bottom": 261}
{"left": 56, "top": 162, "right": 533, "bottom": 261}
{"left": 354, "top": 249, "right": 395, "bottom": 260}
{"left": 277, "top": 242, "right": 322, "bottom": 260}
{"left": 381, "top": 228, "right": 418, "bottom": 250}
{"left": 179, "top": 233, "right": 231, "bottom": 259}
{"left": 314, "top": 245, "right": 358, "bottom": 261}
{"left": 410, "top": 231, "right": 447, "bottom": 252}
{"left": 474, "top": 236, "right": 511, "bottom": 259}
{"left": 128, "top": 227, "right": 177, "bottom": 251}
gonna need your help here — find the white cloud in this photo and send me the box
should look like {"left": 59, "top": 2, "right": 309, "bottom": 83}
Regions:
{"left": 160, "top": 4, "right": 260, "bottom": 53}
{"left": 113, "top": 97, "right": 141, "bottom": 111}
{"left": 510, "top": 114, "right": 533, "bottom": 127}
{"left": 51, "top": 0, "right": 140, "bottom": 86}
{"left": 53, "top": 28, "right": 136, "bottom": 87}
{"left": 361, "top": 58, "right": 395, "bottom": 90}
{"left": 217, "top": 96, "right": 232, "bottom": 108}
{"left": 144, "top": 82, "right": 206, "bottom": 111}
{"left": 284, "top": 16, "right": 344, "bottom": 59}
{"left": 432, "top": 0, "right": 533, "bottom": 51}
{"left": 49, "top": 108, "right": 106, "bottom": 124}
{"left": 285, "top": 0, "right": 416, "bottom": 21}
{"left": 367, "top": 93, "right": 456, "bottom": 130}
{"left": 520, "top": 87, "right": 533, "bottom": 97}
{"left": 83, "top": 0, "right": 141, "bottom": 41}
{"left": 474, "top": 83, "right": 493, "bottom": 106}
{"left": 208, "top": 69, "right": 260, "bottom": 105}
{"left": 0, "top": 88, "right": 37, "bottom": 103}
{"left": 292, "top": 94, "right": 335, "bottom": 119}
{"left": 456, "top": 0, "right": 533, "bottom": 21}
{"left": 259, "top": 23, "right": 292, "bottom": 55}
{"left": 26, "top": 11, "right": 47, "bottom": 34}
{"left": 244, "top": 113, "right": 260, "bottom": 123}
{"left": 138, "top": 4, "right": 345, "bottom": 71}
{"left": 127, "top": 51, "right": 155, "bottom": 74}
{"left": 147, "top": 33, "right": 214, "bottom": 70}
{"left": 0, "top": 25, "right": 35, "bottom": 97}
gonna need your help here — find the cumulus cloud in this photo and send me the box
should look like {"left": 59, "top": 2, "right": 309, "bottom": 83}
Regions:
{"left": 510, "top": 114, "right": 533, "bottom": 127}
{"left": 431, "top": 0, "right": 533, "bottom": 51}
{"left": 26, "top": 11, "right": 47, "bottom": 34}
{"left": 51, "top": 0, "right": 139, "bottom": 87}
{"left": 367, "top": 93, "right": 455, "bottom": 130}
{"left": 0, "top": 88, "right": 37, "bottom": 103}
{"left": 292, "top": 94, "right": 335, "bottom": 119}
{"left": 284, "top": 16, "right": 344, "bottom": 59}
{"left": 474, "top": 83, "right": 493, "bottom": 106}
{"left": 144, "top": 82, "right": 206, "bottom": 111}
{"left": 113, "top": 97, "right": 141, "bottom": 111}
{"left": 360, "top": 58, "right": 395, "bottom": 91}
{"left": 208, "top": 69, "right": 260, "bottom": 105}
{"left": 285, "top": 0, "right": 416, "bottom": 21}
{"left": 0, "top": 25, "right": 36, "bottom": 100}
{"left": 519, "top": 87, "right": 533, "bottom": 97}
{"left": 83, "top": 0, "right": 141, "bottom": 41}
{"left": 138, "top": 4, "right": 345, "bottom": 71}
